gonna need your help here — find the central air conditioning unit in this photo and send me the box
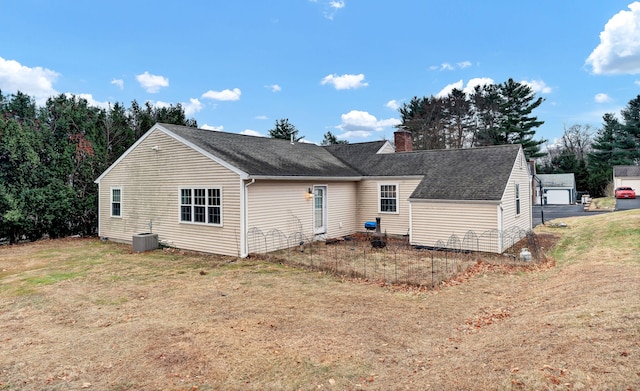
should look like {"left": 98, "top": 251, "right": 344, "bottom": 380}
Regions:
{"left": 132, "top": 233, "right": 159, "bottom": 252}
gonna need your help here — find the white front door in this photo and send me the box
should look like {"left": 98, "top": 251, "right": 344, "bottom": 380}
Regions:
{"left": 313, "top": 186, "right": 327, "bottom": 235}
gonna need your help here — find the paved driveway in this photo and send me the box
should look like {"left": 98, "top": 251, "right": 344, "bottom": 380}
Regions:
{"left": 615, "top": 197, "right": 640, "bottom": 211}
{"left": 532, "top": 204, "right": 609, "bottom": 227}
{"left": 533, "top": 198, "right": 640, "bottom": 227}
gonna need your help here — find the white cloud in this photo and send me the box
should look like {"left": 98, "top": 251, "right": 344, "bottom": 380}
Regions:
{"left": 521, "top": 79, "right": 552, "bottom": 94}
{"left": 594, "top": 93, "right": 611, "bottom": 103}
{"left": 183, "top": 98, "right": 204, "bottom": 116}
{"left": 321, "top": 0, "right": 345, "bottom": 20}
{"left": 202, "top": 88, "right": 242, "bottom": 101}
{"left": 240, "top": 129, "right": 265, "bottom": 137}
{"left": 152, "top": 100, "right": 171, "bottom": 108}
{"left": 586, "top": 2, "right": 640, "bottom": 74}
{"left": 436, "top": 77, "right": 496, "bottom": 97}
{"left": 436, "top": 80, "right": 464, "bottom": 97}
{"left": 65, "top": 93, "right": 110, "bottom": 109}
{"left": 321, "top": 73, "right": 368, "bottom": 90}
{"left": 201, "top": 123, "right": 224, "bottom": 132}
{"left": 338, "top": 130, "right": 372, "bottom": 139}
{"left": 111, "top": 78, "right": 124, "bottom": 90}
{"left": 0, "top": 57, "right": 59, "bottom": 104}
{"left": 265, "top": 84, "right": 281, "bottom": 92}
{"left": 149, "top": 99, "right": 202, "bottom": 117}
{"left": 255, "top": 115, "right": 269, "bottom": 120}
{"left": 465, "top": 77, "right": 494, "bottom": 92}
{"left": 337, "top": 110, "right": 401, "bottom": 137}
{"left": 431, "top": 61, "right": 473, "bottom": 71}
{"left": 136, "top": 71, "right": 169, "bottom": 93}
{"left": 386, "top": 99, "right": 400, "bottom": 110}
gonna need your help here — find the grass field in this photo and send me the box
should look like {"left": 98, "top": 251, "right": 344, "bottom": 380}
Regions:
{"left": 1, "top": 210, "right": 639, "bottom": 390}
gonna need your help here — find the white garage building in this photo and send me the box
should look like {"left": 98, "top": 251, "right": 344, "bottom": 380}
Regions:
{"left": 613, "top": 166, "right": 640, "bottom": 191}
{"left": 536, "top": 173, "right": 577, "bottom": 205}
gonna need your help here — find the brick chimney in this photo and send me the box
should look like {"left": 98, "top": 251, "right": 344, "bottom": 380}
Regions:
{"left": 394, "top": 130, "right": 412, "bottom": 152}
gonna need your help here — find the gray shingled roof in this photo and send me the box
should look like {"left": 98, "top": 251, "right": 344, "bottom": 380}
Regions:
{"left": 327, "top": 143, "right": 521, "bottom": 201}
{"left": 323, "top": 140, "right": 389, "bottom": 171}
{"left": 537, "top": 173, "right": 576, "bottom": 188}
{"left": 160, "top": 124, "right": 361, "bottom": 177}
{"left": 160, "top": 124, "right": 521, "bottom": 201}
{"left": 614, "top": 165, "right": 640, "bottom": 177}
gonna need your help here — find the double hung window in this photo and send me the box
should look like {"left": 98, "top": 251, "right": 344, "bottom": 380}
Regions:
{"left": 180, "top": 188, "right": 222, "bottom": 225}
{"left": 111, "top": 187, "right": 122, "bottom": 217}
{"left": 379, "top": 184, "right": 398, "bottom": 213}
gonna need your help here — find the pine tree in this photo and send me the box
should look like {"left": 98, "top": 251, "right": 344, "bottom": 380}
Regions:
{"left": 268, "top": 118, "right": 304, "bottom": 141}
{"left": 587, "top": 113, "right": 620, "bottom": 196}
{"left": 321, "top": 131, "right": 348, "bottom": 145}
{"left": 497, "top": 79, "right": 546, "bottom": 158}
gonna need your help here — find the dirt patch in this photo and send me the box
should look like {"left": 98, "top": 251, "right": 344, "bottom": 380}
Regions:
{"left": 0, "top": 233, "right": 638, "bottom": 390}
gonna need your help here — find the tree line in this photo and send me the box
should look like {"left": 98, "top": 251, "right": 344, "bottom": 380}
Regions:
{"left": 0, "top": 91, "right": 196, "bottom": 244}
{"left": 397, "top": 78, "right": 546, "bottom": 159}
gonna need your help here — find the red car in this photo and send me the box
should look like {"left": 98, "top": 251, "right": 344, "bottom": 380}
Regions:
{"left": 615, "top": 187, "right": 636, "bottom": 199}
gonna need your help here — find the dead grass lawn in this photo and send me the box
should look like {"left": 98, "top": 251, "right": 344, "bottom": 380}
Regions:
{"left": 1, "top": 213, "right": 639, "bottom": 390}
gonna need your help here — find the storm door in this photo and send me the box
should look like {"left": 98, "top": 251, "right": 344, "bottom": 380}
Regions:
{"left": 313, "top": 186, "right": 327, "bottom": 235}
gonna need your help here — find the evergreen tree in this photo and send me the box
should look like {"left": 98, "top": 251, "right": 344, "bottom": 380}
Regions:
{"left": 0, "top": 90, "right": 198, "bottom": 242}
{"left": 587, "top": 113, "right": 620, "bottom": 196}
{"left": 0, "top": 117, "right": 44, "bottom": 242}
{"left": 497, "top": 79, "right": 546, "bottom": 158}
{"left": 321, "top": 131, "right": 348, "bottom": 145}
{"left": 397, "top": 96, "right": 446, "bottom": 150}
{"left": 268, "top": 118, "right": 304, "bottom": 141}
{"left": 444, "top": 88, "right": 473, "bottom": 148}
{"left": 470, "top": 83, "right": 503, "bottom": 147}
{"left": 617, "top": 94, "right": 640, "bottom": 163}
{"left": 397, "top": 79, "right": 546, "bottom": 157}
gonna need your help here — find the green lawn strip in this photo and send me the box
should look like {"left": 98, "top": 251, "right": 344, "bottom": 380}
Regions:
{"left": 546, "top": 209, "right": 640, "bottom": 265}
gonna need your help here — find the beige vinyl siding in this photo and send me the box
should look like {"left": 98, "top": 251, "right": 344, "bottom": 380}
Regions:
{"left": 325, "top": 182, "right": 358, "bottom": 237}
{"left": 410, "top": 202, "right": 499, "bottom": 252}
{"left": 377, "top": 142, "right": 395, "bottom": 154}
{"left": 246, "top": 181, "right": 357, "bottom": 253}
{"left": 500, "top": 149, "right": 532, "bottom": 244}
{"left": 356, "top": 178, "right": 422, "bottom": 236}
{"left": 98, "top": 129, "right": 242, "bottom": 256}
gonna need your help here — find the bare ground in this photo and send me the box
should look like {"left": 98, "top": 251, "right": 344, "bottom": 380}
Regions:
{"left": 0, "top": 223, "right": 639, "bottom": 390}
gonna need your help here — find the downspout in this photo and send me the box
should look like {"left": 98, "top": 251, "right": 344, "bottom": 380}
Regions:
{"left": 240, "top": 178, "right": 256, "bottom": 258}
{"left": 498, "top": 205, "right": 504, "bottom": 253}
{"left": 96, "top": 182, "right": 101, "bottom": 238}
{"left": 533, "top": 175, "right": 544, "bottom": 225}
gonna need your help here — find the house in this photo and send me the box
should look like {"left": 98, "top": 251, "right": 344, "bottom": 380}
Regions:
{"left": 535, "top": 173, "right": 577, "bottom": 205}
{"left": 613, "top": 165, "right": 640, "bottom": 191}
{"left": 94, "top": 123, "right": 532, "bottom": 257}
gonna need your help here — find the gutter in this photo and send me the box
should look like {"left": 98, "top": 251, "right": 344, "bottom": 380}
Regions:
{"left": 408, "top": 198, "right": 501, "bottom": 204}
{"left": 248, "top": 175, "right": 361, "bottom": 181}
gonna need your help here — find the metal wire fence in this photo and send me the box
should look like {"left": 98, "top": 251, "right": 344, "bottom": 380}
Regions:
{"left": 247, "top": 227, "right": 546, "bottom": 288}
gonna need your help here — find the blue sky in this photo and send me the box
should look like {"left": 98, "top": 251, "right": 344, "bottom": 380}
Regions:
{"left": 1, "top": 1, "right": 639, "bottom": 146}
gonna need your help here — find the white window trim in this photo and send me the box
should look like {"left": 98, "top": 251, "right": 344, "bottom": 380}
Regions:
{"left": 378, "top": 182, "right": 399, "bottom": 214}
{"left": 179, "top": 187, "right": 223, "bottom": 227}
{"left": 110, "top": 186, "right": 122, "bottom": 218}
